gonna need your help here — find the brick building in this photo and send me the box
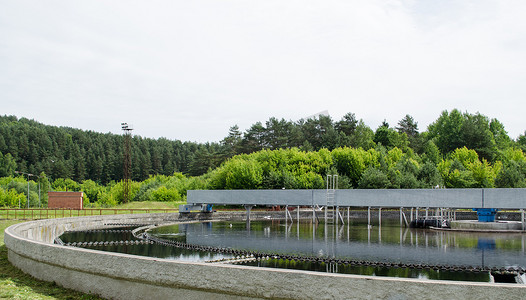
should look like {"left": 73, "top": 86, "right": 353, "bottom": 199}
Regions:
{"left": 47, "top": 191, "right": 83, "bottom": 209}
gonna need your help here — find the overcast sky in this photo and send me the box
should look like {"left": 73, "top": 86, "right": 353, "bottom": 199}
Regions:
{"left": 1, "top": 0, "right": 525, "bottom": 142}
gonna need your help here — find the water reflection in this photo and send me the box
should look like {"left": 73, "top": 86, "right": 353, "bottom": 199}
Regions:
{"left": 150, "top": 220, "right": 526, "bottom": 270}
{"left": 59, "top": 221, "right": 526, "bottom": 283}
{"left": 59, "top": 226, "right": 233, "bottom": 262}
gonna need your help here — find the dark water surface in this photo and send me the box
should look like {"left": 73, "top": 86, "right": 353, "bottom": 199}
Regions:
{"left": 60, "top": 220, "right": 526, "bottom": 282}
{"left": 150, "top": 219, "right": 526, "bottom": 282}
{"left": 150, "top": 220, "right": 526, "bottom": 269}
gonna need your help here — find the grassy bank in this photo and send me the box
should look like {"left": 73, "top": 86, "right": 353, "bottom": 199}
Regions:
{"left": 0, "top": 201, "right": 184, "bottom": 220}
{"left": 0, "top": 221, "right": 100, "bottom": 299}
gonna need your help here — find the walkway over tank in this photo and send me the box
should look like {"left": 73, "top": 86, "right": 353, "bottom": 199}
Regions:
{"left": 188, "top": 188, "right": 526, "bottom": 209}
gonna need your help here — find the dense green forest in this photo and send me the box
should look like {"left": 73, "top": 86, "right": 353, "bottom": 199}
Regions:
{"left": 1, "top": 110, "right": 526, "bottom": 208}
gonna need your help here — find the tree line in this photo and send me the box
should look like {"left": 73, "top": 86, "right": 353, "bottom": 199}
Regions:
{"left": 1, "top": 109, "right": 526, "bottom": 208}
{"left": 4, "top": 109, "right": 523, "bottom": 184}
{"left": 1, "top": 144, "right": 525, "bottom": 208}
{"left": 0, "top": 115, "right": 215, "bottom": 183}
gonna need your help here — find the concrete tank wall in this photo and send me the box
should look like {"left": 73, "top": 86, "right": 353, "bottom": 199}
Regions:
{"left": 4, "top": 214, "right": 526, "bottom": 299}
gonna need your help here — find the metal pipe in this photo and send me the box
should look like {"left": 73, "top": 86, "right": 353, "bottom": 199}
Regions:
{"left": 522, "top": 209, "right": 525, "bottom": 231}
{"left": 297, "top": 205, "right": 300, "bottom": 222}
{"left": 27, "top": 176, "right": 30, "bottom": 208}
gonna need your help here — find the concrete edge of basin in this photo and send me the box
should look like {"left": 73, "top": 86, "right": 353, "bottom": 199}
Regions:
{"left": 4, "top": 213, "right": 526, "bottom": 300}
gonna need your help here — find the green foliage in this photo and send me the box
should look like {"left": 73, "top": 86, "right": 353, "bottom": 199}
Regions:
{"left": 95, "top": 182, "right": 122, "bottom": 207}
{"left": 391, "top": 171, "right": 419, "bottom": 189}
{"left": 0, "top": 188, "right": 25, "bottom": 207}
{"left": 0, "top": 175, "right": 47, "bottom": 207}
{"left": 495, "top": 161, "right": 526, "bottom": 188}
{"left": 150, "top": 186, "right": 181, "bottom": 202}
{"left": 397, "top": 114, "right": 422, "bottom": 152}
{"left": 490, "top": 118, "right": 512, "bottom": 151}
{"left": 494, "top": 149, "right": 526, "bottom": 188}
{"left": 211, "top": 157, "right": 263, "bottom": 189}
{"left": 0, "top": 152, "right": 16, "bottom": 177}
{"left": 421, "top": 141, "right": 441, "bottom": 164}
{"left": 427, "top": 110, "right": 504, "bottom": 162}
{"left": 1, "top": 141, "right": 525, "bottom": 208}
{"left": 417, "top": 162, "right": 443, "bottom": 188}
{"left": 0, "top": 110, "right": 525, "bottom": 206}
{"left": 517, "top": 131, "right": 526, "bottom": 152}
{"left": 53, "top": 178, "right": 81, "bottom": 191}
{"left": 332, "top": 147, "right": 378, "bottom": 187}
{"left": 81, "top": 179, "right": 106, "bottom": 203}
{"left": 437, "top": 148, "right": 501, "bottom": 188}
{"left": 461, "top": 113, "right": 496, "bottom": 161}
{"left": 358, "top": 167, "right": 391, "bottom": 189}
{"left": 428, "top": 109, "right": 465, "bottom": 154}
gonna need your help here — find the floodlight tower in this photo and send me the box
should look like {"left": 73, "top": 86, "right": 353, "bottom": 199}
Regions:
{"left": 121, "top": 123, "right": 133, "bottom": 203}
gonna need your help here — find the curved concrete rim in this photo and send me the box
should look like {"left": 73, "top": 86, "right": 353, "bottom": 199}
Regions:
{"left": 4, "top": 213, "right": 526, "bottom": 300}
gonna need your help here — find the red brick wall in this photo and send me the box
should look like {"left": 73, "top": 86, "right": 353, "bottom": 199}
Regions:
{"left": 48, "top": 192, "right": 83, "bottom": 209}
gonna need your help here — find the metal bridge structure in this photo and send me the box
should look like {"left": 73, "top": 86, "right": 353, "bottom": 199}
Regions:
{"left": 186, "top": 188, "right": 526, "bottom": 228}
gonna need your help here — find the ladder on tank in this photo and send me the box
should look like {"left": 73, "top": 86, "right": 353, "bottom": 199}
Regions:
{"left": 325, "top": 175, "right": 342, "bottom": 224}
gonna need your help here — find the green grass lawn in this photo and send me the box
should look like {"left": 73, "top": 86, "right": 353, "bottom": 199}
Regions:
{"left": 1, "top": 221, "right": 102, "bottom": 299}
{"left": 0, "top": 201, "right": 184, "bottom": 220}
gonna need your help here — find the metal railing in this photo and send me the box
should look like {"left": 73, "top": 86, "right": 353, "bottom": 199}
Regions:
{"left": 0, "top": 208, "right": 179, "bottom": 220}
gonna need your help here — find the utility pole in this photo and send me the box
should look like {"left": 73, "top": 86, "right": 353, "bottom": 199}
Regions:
{"left": 15, "top": 171, "right": 33, "bottom": 208}
{"left": 121, "top": 123, "right": 133, "bottom": 203}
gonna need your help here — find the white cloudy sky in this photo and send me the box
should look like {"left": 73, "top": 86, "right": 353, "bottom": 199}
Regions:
{"left": 1, "top": 0, "right": 525, "bottom": 142}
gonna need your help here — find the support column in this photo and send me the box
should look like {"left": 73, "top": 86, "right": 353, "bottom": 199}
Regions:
{"left": 312, "top": 205, "right": 316, "bottom": 224}
{"left": 378, "top": 207, "right": 382, "bottom": 227}
{"left": 368, "top": 206, "right": 371, "bottom": 227}
{"left": 244, "top": 205, "right": 254, "bottom": 230}
{"left": 347, "top": 207, "right": 350, "bottom": 225}
{"left": 297, "top": 206, "right": 300, "bottom": 222}
{"left": 244, "top": 205, "right": 254, "bottom": 221}
{"left": 522, "top": 209, "right": 525, "bottom": 231}
{"left": 399, "top": 207, "right": 403, "bottom": 227}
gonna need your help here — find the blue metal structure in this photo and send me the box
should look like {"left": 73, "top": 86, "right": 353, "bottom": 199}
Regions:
{"left": 473, "top": 208, "right": 498, "bottom": 222}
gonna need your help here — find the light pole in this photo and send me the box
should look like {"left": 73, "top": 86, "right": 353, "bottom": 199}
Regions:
{"left": 121, "top": 123, "right": 133, "bottom": 204}
{"left": 15, "top": 171, "right": 33, "bottom": 208}
{"left": 50, "top": 159, "right": 55, "bottom": 191}
{"left": 31, "top": 174, "right": 42, "bottom": 208}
